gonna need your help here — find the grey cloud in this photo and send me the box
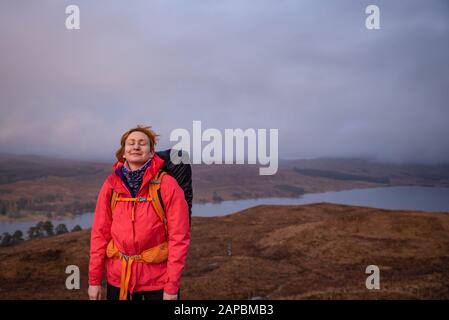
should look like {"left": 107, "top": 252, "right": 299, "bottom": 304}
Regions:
{"left": 0, "top": 0, "right": 448, "bottom": 163}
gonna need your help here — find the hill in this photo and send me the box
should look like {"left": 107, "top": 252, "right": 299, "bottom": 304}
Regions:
{"left": 1, "top": 154, "right": 449, "bottom": 220}
{"left": 0, "top": 203, "right": 448, "bottom": 299}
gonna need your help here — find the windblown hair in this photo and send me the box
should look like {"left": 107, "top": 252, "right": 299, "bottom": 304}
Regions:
{"left": 115, "top": 125, "right": 159, "bottom": 161}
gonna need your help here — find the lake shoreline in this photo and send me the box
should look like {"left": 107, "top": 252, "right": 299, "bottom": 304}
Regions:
{"left": 2, "top": 185, "right": 449, "bottom": 242}
{"left": 1, "top": 183, "right": 448, "bottom": 222}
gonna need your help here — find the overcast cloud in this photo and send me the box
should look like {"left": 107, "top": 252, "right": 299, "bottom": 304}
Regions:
{"left": 0, "top": 0, "right": 448, "bottom": 163}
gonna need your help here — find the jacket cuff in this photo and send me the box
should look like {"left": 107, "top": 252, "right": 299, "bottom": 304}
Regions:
{"left": 164, "top": 282, "right": 179, "bottom": 295}
{"left": 88, "top": 279, "right": 102, "bottom": 286}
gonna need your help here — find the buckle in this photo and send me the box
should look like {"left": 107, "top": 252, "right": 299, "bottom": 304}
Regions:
{"left": 137, "top": 197, "right": 147, "bottom": 202}
{"left": 120, "top": 253, "right": 129, "bottom": 261}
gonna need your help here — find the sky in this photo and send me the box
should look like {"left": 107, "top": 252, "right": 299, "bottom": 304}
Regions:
{"left": 0, "top": 0, "right": 448, "bottom": 163}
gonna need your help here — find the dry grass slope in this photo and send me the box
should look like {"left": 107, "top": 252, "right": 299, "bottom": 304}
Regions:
{"left": 1, "top": 203, "right": 448, "bottom": 300}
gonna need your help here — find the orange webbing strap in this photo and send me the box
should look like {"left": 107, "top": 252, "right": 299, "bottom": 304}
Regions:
{"left": 149, "top": 170, "right": 168, "bottom": 236}
{"left": 106, "top": 239, "right": 168, "bottom": 300}
{"left": 111, "top": 191, "right": 119, "bottom": 212}
{"left": 111, "top": 196, "right": 153, "bottom": 221}
{"left": 116, "top": 197, "right": 142, "bottom": 201}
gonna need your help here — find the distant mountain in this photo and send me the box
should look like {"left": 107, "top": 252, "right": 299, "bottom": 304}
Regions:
{"left": 1, "top": 153, "right": 449, "bottom": 220}
{"left": 0, "top": 153, "right": 109, "bottom": 185}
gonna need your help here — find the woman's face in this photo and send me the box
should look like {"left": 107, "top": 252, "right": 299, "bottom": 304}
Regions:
{"left": 124, "top": 131, "right": 153, "bottom": 167}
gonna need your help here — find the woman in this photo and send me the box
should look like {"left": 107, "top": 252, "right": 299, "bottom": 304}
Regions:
{"left": 88, "top": 126, "right": 190, "bottom": 300}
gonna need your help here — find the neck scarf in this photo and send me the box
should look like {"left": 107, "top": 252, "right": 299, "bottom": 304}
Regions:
{"left": 120, "top": 158, "right": 152, "bottom": 197}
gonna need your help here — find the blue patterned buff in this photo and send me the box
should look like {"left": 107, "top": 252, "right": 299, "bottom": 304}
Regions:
{"left": 121, "top": 158, "right": 152, "bottom": 197}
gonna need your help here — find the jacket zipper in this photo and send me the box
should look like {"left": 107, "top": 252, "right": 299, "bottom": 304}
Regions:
{"left": 131, "top": 201, "right": 137, "bottom": 254}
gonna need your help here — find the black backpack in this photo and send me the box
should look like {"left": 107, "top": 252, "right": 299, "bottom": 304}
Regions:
{"left": 156, "top": 149, "right": 193, "bottom": 225}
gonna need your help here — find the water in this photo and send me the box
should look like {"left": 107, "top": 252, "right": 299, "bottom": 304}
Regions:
{"left": 1, "top": 186, "right": 449, "bottom": 238}
{"left": 193, "top": 186, "right": 449, "bottom": 216}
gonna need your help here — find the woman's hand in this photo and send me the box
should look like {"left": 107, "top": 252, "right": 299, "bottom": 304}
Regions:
{"left": 88, "top": 285, "right": 102, "bottom": 300}
{"left": 163, "top": 292, "right": 178, "bottom": 300}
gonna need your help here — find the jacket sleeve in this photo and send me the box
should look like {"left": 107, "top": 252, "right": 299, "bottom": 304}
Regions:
{"left": 161, "top": 174, "right": 191, "bottom": 295}
{"left": 88, "top": 179, "right": 113, "bottom": 286}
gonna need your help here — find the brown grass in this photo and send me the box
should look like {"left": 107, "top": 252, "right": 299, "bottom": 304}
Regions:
{"left": 1, "top": 203, "right": 448, "bottom": 300}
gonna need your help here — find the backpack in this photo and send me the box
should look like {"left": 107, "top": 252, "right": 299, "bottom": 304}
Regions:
{"left": 110, "top": 149, "right": 193, "bottom": 226}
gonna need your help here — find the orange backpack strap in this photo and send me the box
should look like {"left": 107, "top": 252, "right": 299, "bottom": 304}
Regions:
{"left": 149, "top": 170, "right": 167, "bottom": 235}
{"left": 110, "top": 190, "right": 119, "bottom": 214}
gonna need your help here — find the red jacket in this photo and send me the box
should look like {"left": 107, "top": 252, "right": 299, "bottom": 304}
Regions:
{"left": 88, "top": 154, "right": 190, "bottom": 295}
